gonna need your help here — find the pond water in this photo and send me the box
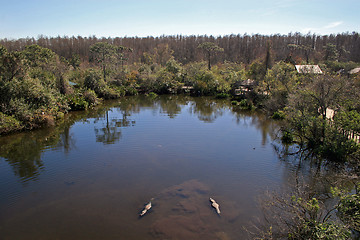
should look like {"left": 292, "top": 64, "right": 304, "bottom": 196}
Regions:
{"left": 0, "top": 95, "right": 291, "bottom": 239}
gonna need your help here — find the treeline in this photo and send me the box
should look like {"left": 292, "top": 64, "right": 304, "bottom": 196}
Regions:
{"left": 1, "top": 32, "right": 360, "bottom": 65}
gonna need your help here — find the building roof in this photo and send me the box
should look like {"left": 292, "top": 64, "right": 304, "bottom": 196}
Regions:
{"left": 238, "top": 79, "right": 255, "bottom": 86}
{"left": 349, "top": 67, "right": 360, "bottom": 74}
{"left": 295, "top": 65, "right": 323, "bottom": 74}
{"left": 68, "top": 81, "right": 78, "bottom": 86}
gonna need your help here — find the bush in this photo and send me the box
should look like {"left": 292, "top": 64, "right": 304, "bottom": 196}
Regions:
{"left": 336, "top": 187, "right": 360, "bottom": 232}
{"left": 235, "top": 99, "right": 254, "bottom": 110}
{"left": 215, "top": 93, "right": 230, "bottom": 99}
{"left": 272, "top": 110, "right": 286, "bottom": 120}
{"left": 281, "top": 131, "right": 294, "bottom": 144}
{"left": 7, "top": 98, "right": 33, "bottom": 122}
{"left": 125, "top": 86, "right": 138, "bottom": 96}
{"left": 256, "top": 182, "right": 352, "bottom": 240}
{"left": 84, "top": 69, "right": 106, "bottom": 95}
{"left": 147, "top": 92, "right": 158, "bottom": 98}
{"left": 100, "top": 86, "right": 122, "bottom": 99}
{"left": 0, "top": 112, "right": 24, "bottom": 135}
{"left": 82, "top": 89, "right": 99, "bottom": 106}
{"left": 67, "top": 93, "right": 89, "bottom": 111}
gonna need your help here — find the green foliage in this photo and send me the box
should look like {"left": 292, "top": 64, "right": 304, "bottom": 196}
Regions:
{"left": 198, "top": 42, "right": 224, "bottom": 70}
{"left": 215, "top": 93, "right": 230, "bottom": 99}
{"left": 317, "top": 127, "right": 358, "bottom": 162}
{"left": 0, "top": 112, "right": 24, "bottom": 134}
{"left": 154, "top": 68, "right": 181, "bottom": 94}
{"left": 232, "top": 99, "right": 254, "bottom": 110}
{"left": 272, "top": 110, "right": 286, "bottom": 120}
{"left": 323, "top": 43, "right": 339, "bottom": 61}
{"left": 259, "top": 185, "right": 352, "bottom": 240}
{"left": 67, "top": 93, "right": 89, "bottom": 111}
{"left": 84, "top": 69, "right": 106, "bottom": 94}
{"left": 256, "top": 61, "right": 298, "bottom": 114}
{"left": 165, "top": 57, "right": 182, "bottom": 75}
{"left": 0, "top": 45, "right": 74, "bottom": 134}
{"left": 306, "top": 222, "right": 350, "bottom": 240}
{"left": 280, "top": 73, "right": 360, "bottom": 162}
{"left": 147, "top": 92, "right": 158, "bottom": 98}
{"left": 22, "top": 44, "right": 58, "bottom": 70}
{"left": 294, "top": 196, "right": 352, "bottom": 239}
{"left": 335, "top": 110, "right": 360, "bottom": 133}
{"left": 68, "top": 54, "right": 80, "bottom": 69}
{"left": 192, "top": 70, "right": 219, "bottom": 96}
{"left": 0, "top": 45, "right": 25, "bottom": 83}
{"left": 82, "top": 89, "right": 99, "bottom": 106}
{"left": 247, "top": 59, "right": 266, "bottom": 81}
{"left": 90, "top": 42, "right": 116, "bottom": 81}
{"left": 332, "top": 185, "right": 360, "bottom": 232}
{"left": 281, "top": 130, "right": 294, "bottom": 144}
{"left": 338, "top": 191, "right": 360, "bottom": 232}
{"left": 325, "top": 60, "right": 358, "bottom": 73}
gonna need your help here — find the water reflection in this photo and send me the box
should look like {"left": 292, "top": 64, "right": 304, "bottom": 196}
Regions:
{"left": 273, "top": 141, "right": 359, "bottom": 198}
{"left": 94, "top": 110, "right": 135, "bottom": 145}
{"left": 189, "top": 97, "right": 226, "bottom": 123}
{"left": 233, "top": 109, "right": 278, "bottom": 146}
{"left": 0, "top": 95, "right": 277, "bottom": 183}
{"left": 158, "top": 95, "right": 186, "bottom": 118}
{"left": 0, "top": 133, "right": 44, "bottom": 182}
{"left": 56, "top": 124, "right": 76, "bottom": 154}
{"left": 0, "top": 95, "right": 295, "bottom": 240}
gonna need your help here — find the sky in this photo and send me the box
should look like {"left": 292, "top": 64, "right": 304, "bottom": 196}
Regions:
{"left": 1, "top": 0, "right": 359, "bottom": 39}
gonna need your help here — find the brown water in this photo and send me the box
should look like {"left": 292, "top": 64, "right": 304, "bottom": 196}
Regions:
{"left": 0, "top": 95, "right": 287, "bottom": 239}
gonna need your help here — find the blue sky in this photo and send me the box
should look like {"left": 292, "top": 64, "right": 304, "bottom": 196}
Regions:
{"left": 1, "top": 0, "right": 359, "bottom": 39}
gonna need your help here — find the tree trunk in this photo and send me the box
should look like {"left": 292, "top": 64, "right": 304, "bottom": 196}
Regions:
{"left": 208, "top": 52, "right": 211, "bottom": 70}
{"left": 103, "top": 64, "right": 106, "bottom": 82}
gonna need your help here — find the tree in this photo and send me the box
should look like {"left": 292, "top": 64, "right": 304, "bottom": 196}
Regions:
{"left": 90, "top": 42, "right": 116, "bottom": 82}
{"left": 22, "top": 44, "right": 57, "bottom": 70}
{"left": 0, "top": 45, "right": 25, "bottom": 83}
{"left": 264, "top": 40, "right": 273, "bottom": 71}
{"left": 115, "top": 45, "right": 132, "bottom": 71}
{"left": 323, "top": 43, "right": 339, "bottom": 61}
{"left": 154, "top": 43, "right": 174, "bottom": 66}
{"left": 283, "top": 74, "right": 359, "bottom": 161}
{"left": 68, "top": 54, "right": 80, "bottom": 69}
{"left": 287, "top": 44, "right": 314, "bottom": 64}
{"left": 197, "top": 42, "right": 224, "bottom": 70}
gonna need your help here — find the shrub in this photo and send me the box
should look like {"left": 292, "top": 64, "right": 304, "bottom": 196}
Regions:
{"left": 237, "top": 99, "right": 254, "bottom": 110}
{"left": 82, "top": 89, "right": 99, "bottom": 106}
{"left": 272, "top": 110, "right": 286, "bottom": 120}
{"left": 100, "top": 86, "right": 121, "bottom": 99}
{"left": 281, "top": 130, "right": 294, "bottom": 144}
{"left": 7, "top": 98, "right": 33, "bottom": 122}
{"left": 147, "top": 92, "right": 158, "bottom": 98}
{"left": 67, "top": 93, "right": 89, "bottom": 111}
{"left": 215, "top": 93, "right": 230, "bottom": 99}
{"left": 84, "top": 69, "right": 105, "bottom": 95}
{"left": 125, "top": 86, "right": 138, "bottom": 96}
{"left": 0, "top": 112, "right": 24, "bottom": 135}
{"left": 336, "top": 187, "right": 360, "bottom": 232}
{"left": 256, "top": 182, "right": 351, "bottom": 240}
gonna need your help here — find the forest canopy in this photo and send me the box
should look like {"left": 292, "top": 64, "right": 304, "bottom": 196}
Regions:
{"left": 1, "top": 32, "right": 360, "bottom": 65}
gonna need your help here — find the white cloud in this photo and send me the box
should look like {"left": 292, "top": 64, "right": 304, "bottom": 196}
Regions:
{"left": 302, "top": 21, "right": 344, "bottom": 34}
{"left": 324, "top": 21, "right": 343, "bottom": 29}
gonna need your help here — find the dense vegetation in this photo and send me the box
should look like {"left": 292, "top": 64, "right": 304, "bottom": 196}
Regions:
{"left": 1, "top": 32, "right": 360, "bottom": 64}
{"left": 1, "top": 33, "right": 360, "bottom": 238}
